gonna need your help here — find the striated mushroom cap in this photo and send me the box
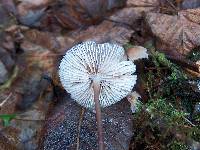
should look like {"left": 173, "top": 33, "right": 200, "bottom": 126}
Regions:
{"left": 59, "top": 41, "right": 137, "bottom": 108}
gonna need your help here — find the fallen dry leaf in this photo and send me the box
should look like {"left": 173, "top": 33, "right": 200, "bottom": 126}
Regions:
{"left": 181, "top": 8, "right": 200, "bottom": 24}
{"left": 52, "top": 0, "right": 125, "bottom": 29}
{"left": 16, "top": 21, "right": 134, "bottom": 56}
{"left": 146, "top": 8, "right": 200, "bottom": 56}
{"left": 0, "top": 127, "right": 20, "bottom": 150}
{"left": 41, "top": 92, "right": 133, "bottom": 150}
{"left": 75, "top": 21, "right": 134, "bottom": 45}
{"left": 109, "top": 0, "right": 159, "bottom": 27}
{"left": 127, "top": 0, "right": 159, "bottom": 6}
{"left": 17, "top": 0, "right": 50, "bottom": 26}
{"left": 17, "top": 0, "right": 50, "bottom": 7}
{"left": 0, "top": 48, "right": 55, "bottom": 149}
{"left": 1, "top": 0, "right": 17, "bottom": 16}
{"left": 54, "top": 20, "right": 134, "bottom": 54}
{"left": 23, "top": 29, "right": 60, "bottom": 51}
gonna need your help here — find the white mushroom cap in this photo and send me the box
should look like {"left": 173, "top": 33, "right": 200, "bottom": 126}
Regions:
{"left": 59, "top": 41, "right": 137, "bottom": 108}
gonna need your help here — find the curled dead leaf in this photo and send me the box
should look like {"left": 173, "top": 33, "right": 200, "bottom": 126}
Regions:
{"left": 146, "top": 9, "right": 200, "bottom": 56}
{"left": 53, "top": 20, "right": 134, "bottom": 55}
{"left": 127, "top": 46, "right": 148, "bottom": 61}
{"left": 17, "top": 0, "right": 50, "bottom": 7}
{"left": 75, "top": 21, "right": 134, "bottom": 45}
{"left": 53, "top": 0, "right": 125, "bottom": 29}
{"left": 23, "top": 29, "right": 60, "bottom": 51}
{"left": 17, "top": 0, "right": 51, "bottom": 26}
{"left": 109, "top": 0, "right": 159, "bottom": 27}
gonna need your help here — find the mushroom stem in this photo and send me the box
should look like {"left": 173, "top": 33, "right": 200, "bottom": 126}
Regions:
{"left": 93, "top": 79, "right": 104, "bottom": 150}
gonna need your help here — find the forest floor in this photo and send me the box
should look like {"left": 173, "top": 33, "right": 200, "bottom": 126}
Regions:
{"left": 0, "top": 0, "right": 199, "bottom": 150}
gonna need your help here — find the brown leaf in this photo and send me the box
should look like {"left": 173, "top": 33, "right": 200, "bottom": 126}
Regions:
{"left": 109, "top": 0, "right": 159, "bottom": 27}
{"left": 17, "top": 0, "right": 50, "bottom": 7}
{"left": 181, "top": 8, "right": 200, "bottom": 24}
{"left": 41, "top": 93, "right": 133, "bottom": 150}
{"left": 1, "top": 0, "right": 17, "bottom": 15}
{"left": 17, "top": 0, "right": 51, "bottom": 26}
{"left": 54, "top": 21, "right": 134, "bottom": 54}
{"left": 17, "top": 0, "right": 50, "bottom": 15}
{"left": 0, "top": 54, "right": 54, "bottom": 149}
{"left": 23, "top": 29, "right": 60, "bottom": 51}
{"left": 75, "top": 21, "right": 134, "bottom": 45}
{"left": 0, "top": 127, "right": 20, "bottom": 150}
{"left": 146, "top": 9, "right": 200, "bottom": 56}
{"left": 127, "top": 0, "right": 159, "bottom": 7}
{"left": 52, "top": 0, "right": 126, "bottom": 29}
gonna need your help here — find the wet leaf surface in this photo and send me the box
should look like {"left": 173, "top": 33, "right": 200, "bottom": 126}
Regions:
{"left": 42, "top": 93, "right": 133, "bottom": 150}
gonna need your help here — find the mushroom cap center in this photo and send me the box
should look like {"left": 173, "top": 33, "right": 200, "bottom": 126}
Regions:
{"left": 89, "top": 73, "right": 102, "bottom": 83}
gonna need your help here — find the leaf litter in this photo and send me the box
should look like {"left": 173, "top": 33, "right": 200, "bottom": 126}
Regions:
{"left": 0, "top": 0, "right": 199, "bottom": 149}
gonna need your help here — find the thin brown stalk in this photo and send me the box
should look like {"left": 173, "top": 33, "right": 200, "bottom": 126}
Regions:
{"left": 93, "top": 79, "right": 104, "bottom": 150}
{"left": 76, "top": 107, "right": 85, "bottom": 150}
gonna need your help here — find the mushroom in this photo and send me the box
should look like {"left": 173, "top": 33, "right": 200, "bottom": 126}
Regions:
{"left": 59, "top": 41, "right": 137, "bottom": 149}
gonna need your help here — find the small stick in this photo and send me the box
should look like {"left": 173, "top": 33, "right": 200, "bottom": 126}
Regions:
{"left": 0, "top": 93, "right": 12, "bottom": 108}
{"left": 166, "top": 0, "right": 178, "bottom": 11}
{"left": 93, "top": 79, "right": 104, "bottom": 150}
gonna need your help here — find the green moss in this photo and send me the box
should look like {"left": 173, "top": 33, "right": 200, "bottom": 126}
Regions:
{"left": 168, "top": 140, "right": 190, "bottom": 150}
{"left": 146, "top": 99, "right": 187, "bottom": 125}
{"left": 130, "top": 50, "right": 200, "bottom": 150}
{"left": 0, "top": 114, "right": 16, "bottom": 126}
{"left": 152, "top": 51, "right": 187, "bottom": 80}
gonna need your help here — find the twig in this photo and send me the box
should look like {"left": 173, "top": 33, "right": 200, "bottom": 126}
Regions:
{"left": 14, "top": 117, "right": 45, "bottom": 122}
{"left": 0, "top": 93, "right": 12, "bottom": 108}
{"left": 183, "top": 117, "right": 196, "bottom": 127}
{"left": 166, "top": 0, "right": 178, "bottom": 11}
{"left": 76, "top": 107, "right": 85, "bottom": 150}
